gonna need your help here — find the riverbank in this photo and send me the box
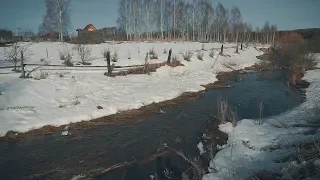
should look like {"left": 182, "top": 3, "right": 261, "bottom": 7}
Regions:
{"left": 0, "top": 68, "right": 249, "bottom": 142}
{"left": 203, "top": 66, "right": 320, "bottom": 179}
{"left": 0, "top": 42, "right": 263, "bottom": 138}
{"left": 0, "top": 69, "right": 306, "bottom": 180}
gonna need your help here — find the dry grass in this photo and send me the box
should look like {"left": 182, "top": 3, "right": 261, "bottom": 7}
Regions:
{"left": 149, "top": 48, "right": 158, "bottom": 59}
{"left": 0, "top": 125, "right": 64, "bottom": 142}
{"left": 222, "top": 61, "right": 237, "bottom": 71}
{"left": 63, "top": 57, "right": 73, "bottom": 66}
{"left": 217, "top": 99, "right": 237, "bottom": 126}
{"left": 111, "top": 51, "right": 119, "bottom": 62}
{"left": 59, "top": 44, "right": 73, "bottom": 66}
{"left": 166, "top": 145, "right": 206, "bottom": 180}
{"left": 197, "top": 52, "right": 204, "bottom": 60}
{"left": 170, "top": 56, "right": 184, "bottom": 67}
{"left": 183, "top": 50, "right": 192, "bottom": 61}
{"left": 209, "top": 49, "right": 215, "bottom": 58}
{"left": 163, "top": 48, "right": 167, "bottom": 54}
{"left": 280, "top": 141, "right": 320, "bottom": 180}
{"left": 112, "top": 62, "right": 166, "bottom": 77}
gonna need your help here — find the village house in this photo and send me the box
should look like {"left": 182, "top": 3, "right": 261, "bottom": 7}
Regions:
{"left": 0, "top": 29, "right": 13, "bottom": 43}
{"left": 76, "top": 24, "right": 122, "bottom": 43}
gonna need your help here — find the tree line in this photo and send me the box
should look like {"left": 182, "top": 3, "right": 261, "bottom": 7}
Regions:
{"left": 37, "top": 0, "right": 278, "bottom": 44}
{"left": 117, "top": 0, "right": 278, "bottom": 43}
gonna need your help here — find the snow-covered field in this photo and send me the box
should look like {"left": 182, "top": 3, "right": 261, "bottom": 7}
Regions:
{"left": 203, "top": 63, "right": 320, "bottom": 179}
{"left": 0, "top": 42, "right": 262, "bottom": 136}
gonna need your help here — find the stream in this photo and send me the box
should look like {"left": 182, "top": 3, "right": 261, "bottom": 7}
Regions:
{"left": 0, "top": 70, "right": 306, "bottom": 180}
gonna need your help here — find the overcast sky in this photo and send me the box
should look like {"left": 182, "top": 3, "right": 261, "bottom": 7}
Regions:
{"left": 0, "top": 0, "right": 319, "bottom": 33}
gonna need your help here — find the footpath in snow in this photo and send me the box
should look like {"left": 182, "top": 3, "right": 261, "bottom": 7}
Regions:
{"left": 203, "top": 59, "right": 320, "bottom": 180}
{"left": 0, "top": 42, "right": 262, "bottom": 136}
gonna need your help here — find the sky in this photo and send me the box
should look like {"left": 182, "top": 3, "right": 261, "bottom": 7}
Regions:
{"left": 0, "top": 0, "right": 320, "bottom": 34}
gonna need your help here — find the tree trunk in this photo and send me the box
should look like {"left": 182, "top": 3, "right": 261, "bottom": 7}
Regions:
{"left": 107, "top": 51, "right": 111, "bottom": 76}
{"left": 20, "top": 50, "right": 25, "bottom": 78}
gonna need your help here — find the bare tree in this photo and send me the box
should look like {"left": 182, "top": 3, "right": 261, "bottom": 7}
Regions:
{"left": 4, "top": 42, "right": 31, "bottom": 71}
{"left": 4, "top": 43, "right": 30, "bottom": 71}
{"left": 40, "top": 0, "right": 71, "bottom": 41}
{"left": 215, "top": 3, "right": 228, "bottom": 42}
{"left": 230, "top": 6, "right": 242, "bottom": 43}
{"left": 74, "top": 44, "right": 91, "bottom": 64}
{"left": 262, "top": 21, "right": 271, "bottom": 44}
{"left": 270, "top": 24, "right": 278, "bottom": 45}
{"left": 117, "top": 0, "right": 129, "bottom": 40}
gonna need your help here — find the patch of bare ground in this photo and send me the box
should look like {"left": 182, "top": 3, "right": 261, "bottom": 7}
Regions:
{"left": 0, "top": 63, "right": 266, "bottom": 142}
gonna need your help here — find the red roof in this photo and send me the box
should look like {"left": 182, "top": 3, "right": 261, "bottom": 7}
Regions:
{"left": 83, "top": 24, "right": 97, "bottom": 31}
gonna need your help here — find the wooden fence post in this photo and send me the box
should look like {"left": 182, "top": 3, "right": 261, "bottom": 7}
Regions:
{"left": 106, "top": 51, "right": 111, "bottom": 76}
{"left": 20, "top": 50, "right": 25, "bottom": 78}
{"left": 220, "top": 45, "right": 224, "bottom": 55}
{"left": 167, "top": 49, "right": 172, "bottom": 63}
{"left": 241, "top": 43, "right": 243, "bottom": 50}
{"left": 236, "top": 44, "right": 239, "bottom": 53}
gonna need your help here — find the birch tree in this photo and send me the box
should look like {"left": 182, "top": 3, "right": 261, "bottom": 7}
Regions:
{"left": 215, "top": 3, "right": 228, "bottom": 42}
{"left": 262, "top": 21, "right": 271, "bottom": 44}
{"left": 230, "top": 6, "right": 242, "bottom": 43}
{"left": 40, "top": 0, "right": 71, "bottom": 41}
{"left": 117, "top": 0, "right": 129, "bottom": 40}
{"left": 154, "top": 0, "right": 165, "bottom": 39}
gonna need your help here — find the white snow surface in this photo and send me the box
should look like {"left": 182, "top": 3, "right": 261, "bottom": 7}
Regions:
{"left": 203, "top": 68, "right": 320, "bottom": 180}
{"left": 0, "top": 42, "right": 262, "bottom": 135}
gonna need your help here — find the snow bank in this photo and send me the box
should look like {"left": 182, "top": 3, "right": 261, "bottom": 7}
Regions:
{"left": 203, "top": 69, "right": 320, "bottom": 180}
{"left": 0, "top": 42, "right": 261, "bottom": 135}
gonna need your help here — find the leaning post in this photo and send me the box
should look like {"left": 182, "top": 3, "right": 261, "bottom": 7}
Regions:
{"left": 220, "top": 45, "right": 224, "bottom": 55}
{"left": 20, "top": 50, "right": 25, "bottom": 78}
{"left": 167, "top": 48, "right": 172, "bottom": 63}
{"left": 106, "top": 51, "right": 111, "bottom": 76}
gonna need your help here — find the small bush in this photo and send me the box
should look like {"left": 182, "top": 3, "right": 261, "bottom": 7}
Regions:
{"left": 59, "top": 44, "right": 72, "bottom": 61}
{"left": 170, "top": 56, "right": 183, "bottom": 67}
{"left": 182, "top": 51, "right": 192, "bottom": 61}
{"left": 63, "top": 56, "right": 73, "bottom": 67}
{"left": 101, "top": 48, "right": 109, "bottom": 60}
{"left": 111, "top": 51, "right": 118, "bottom": 62}
{"left": 149, "top": 47, "right": 156, "bottom": 56}
{"left": 164, "top": 48, "right": 167, "bottom": 54}
{"left": 59, "top": 52, "right": 67, "bottom": 60}
{"left": 39, "top": 70, "right": 49, "bottom": 79}
{"left": 128, "top": 50, "right": 131, "bottom": 59}
{"left": 33, "top": 69, "right": 49, "bottom": 80}
{"left": 197, "top": 52, "right": 204, "bottom": 60}
{"left": 209, "top": 49, "right": 215, "bottom": 58}
{"left": 149, "top": 48, "right": 158, "bottom": 59}
{"left": 40, "top": 58, "right": 45, "bottom": 62}
{"left": 74, "top": 44, "right": 91, "bottom": 63}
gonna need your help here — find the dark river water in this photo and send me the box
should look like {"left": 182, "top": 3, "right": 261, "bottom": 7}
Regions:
{"left": 0, "top": 70, "right": 305, "bottom": 180}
